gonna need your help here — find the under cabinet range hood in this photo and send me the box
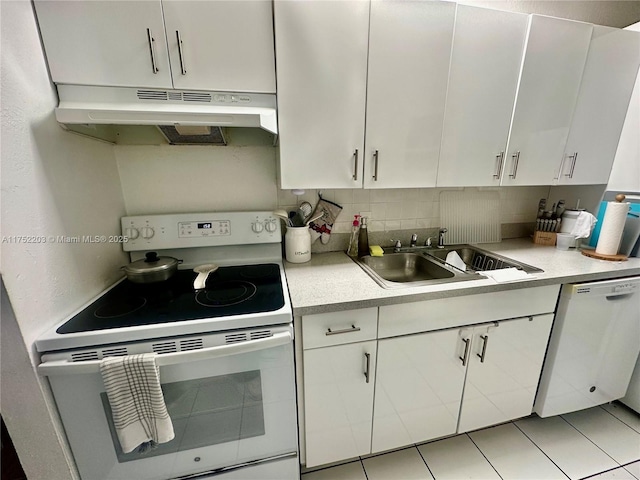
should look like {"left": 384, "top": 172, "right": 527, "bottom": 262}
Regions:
{"left": 54, "top": 84, "right": 278, "bottom": 135}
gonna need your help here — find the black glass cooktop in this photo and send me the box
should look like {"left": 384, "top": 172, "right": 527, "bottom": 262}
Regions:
{"left": 57, "top": 264, "right": 285, "bottom": 334}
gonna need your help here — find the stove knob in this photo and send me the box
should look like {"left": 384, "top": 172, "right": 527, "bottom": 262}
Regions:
{"left": 141, "top": 227, "right": 155, "bottom": 239}
{"left": 124, "top": 227, "right": 140, "bottom": 240}
{"left": 251, "top": 221, "right": 264, "bottom": 233}
{"left": 265, "top": 219, "right": 278, "bottom": 233}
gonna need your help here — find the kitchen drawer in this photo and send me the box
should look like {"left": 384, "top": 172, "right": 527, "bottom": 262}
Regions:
{"left": 302, "top": 307, "right": 378, "bottom": 349}
{"left": 378, "top": 285, "right": 560, "bottom": 338}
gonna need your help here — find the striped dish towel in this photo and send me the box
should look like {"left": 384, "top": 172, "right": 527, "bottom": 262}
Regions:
{"left": 100, "top": 353, "right": 174, "bottom": 454}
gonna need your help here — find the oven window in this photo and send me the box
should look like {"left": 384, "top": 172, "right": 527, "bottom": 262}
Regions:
{"left": 100, "top": 370, "right": 265, "bottom": 462}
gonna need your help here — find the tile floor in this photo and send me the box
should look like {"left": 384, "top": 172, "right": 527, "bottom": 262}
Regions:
{"left": 302, "top": 402, "right": 640, "bottom": 480}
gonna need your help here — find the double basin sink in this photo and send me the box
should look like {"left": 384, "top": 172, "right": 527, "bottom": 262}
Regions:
{"left": 355, "top": 244, "right": 542, "bottom": 289}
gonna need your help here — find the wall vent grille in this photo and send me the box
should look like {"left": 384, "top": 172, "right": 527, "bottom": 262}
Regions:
{"left": 182, "top": 92, "right": 211, "bottom": 102}
{"left": 168, "top": 91, "right": 182, "bottom": 101}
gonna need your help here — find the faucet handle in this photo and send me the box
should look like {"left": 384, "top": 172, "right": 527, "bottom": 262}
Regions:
{"left": 391, "top": 239, "right": 402, "bottom": 249}
{"left": 425, "top": 237, "right": 432, "bottom": 247}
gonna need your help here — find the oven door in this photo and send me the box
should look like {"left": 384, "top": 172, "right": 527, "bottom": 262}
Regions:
{"left": 39, "top": 326, "right": 298, "bottom": 480}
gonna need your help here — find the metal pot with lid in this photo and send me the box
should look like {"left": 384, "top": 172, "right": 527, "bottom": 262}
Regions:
{"left": 122, "top": 252, "right": 182, "bottom": 284}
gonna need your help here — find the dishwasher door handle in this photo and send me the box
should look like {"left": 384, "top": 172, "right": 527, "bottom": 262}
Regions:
{"left": 606, "top": 293, "right": 636, "bottom": 301}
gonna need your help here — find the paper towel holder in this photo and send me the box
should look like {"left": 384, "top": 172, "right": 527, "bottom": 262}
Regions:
{"left": 582, "top": 193, "right": 630, "bottom": 261}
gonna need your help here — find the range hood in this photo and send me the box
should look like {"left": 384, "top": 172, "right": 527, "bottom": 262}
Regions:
{"left": 54, "top": 84, "right": 278, "bottom": 135}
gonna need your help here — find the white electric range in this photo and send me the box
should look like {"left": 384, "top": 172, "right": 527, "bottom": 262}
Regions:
{"left": 36, "top": 211, "right": 299, "bottom": 480}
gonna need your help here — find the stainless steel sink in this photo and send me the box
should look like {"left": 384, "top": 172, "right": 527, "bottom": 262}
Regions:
{"left": 355, "top": 250, "right": 481, "bottom": 289}
{"left": 424, "top": 245, "right": 543, "bottom": 274}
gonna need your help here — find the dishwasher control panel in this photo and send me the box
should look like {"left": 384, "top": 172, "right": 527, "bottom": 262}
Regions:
{"left": 570, "top": 277, "right": 640, "bottom": 296}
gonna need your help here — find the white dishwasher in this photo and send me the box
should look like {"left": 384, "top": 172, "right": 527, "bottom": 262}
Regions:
{"left": 535, "top": 276, "right": 640, "bottom": 417}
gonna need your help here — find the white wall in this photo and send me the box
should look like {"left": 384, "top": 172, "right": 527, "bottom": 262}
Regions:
{"left": 1, "top": 1, "right": 128, "bottom": 478}
{"left": 607, "top": 21, "right": 640, "bottom": 192}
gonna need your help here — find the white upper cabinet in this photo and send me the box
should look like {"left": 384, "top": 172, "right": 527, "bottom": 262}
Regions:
{"left": 33, "top": 0, "right": 276, "bottom": 92}
{"left": 162, "top": 1, "right": 276, "bottom": 93}
{"left": 274, "top": 0, "right": 370, "bottom": 189}
{"left": 436, "top": 6, "right": 528, "bottom": 187}
{"left": 34, "top": 1, "right": 172, "bottom": 88}
{"left": 364, "top": 0, "right": 455, "bottom": 188}
{"left": 558, "top": 26, "right": 640, "bottom": 185}
{"left": 502, "top": 15, "right": 593, "bottom": 186}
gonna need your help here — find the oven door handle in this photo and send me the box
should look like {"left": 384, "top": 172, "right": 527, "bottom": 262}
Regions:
{"left": 38, "top": 331, "right": 292, "bottom": 376}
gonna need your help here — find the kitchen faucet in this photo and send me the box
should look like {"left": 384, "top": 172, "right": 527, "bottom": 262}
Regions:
{"left": 438, "top": 228, "right": 448, "bottom": 248}
{"left": 410, "top": 233, "right": 418, "bottom": 247}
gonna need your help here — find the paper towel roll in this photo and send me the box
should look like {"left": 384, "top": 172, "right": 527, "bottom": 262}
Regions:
{"left": 595, "top": 201, "right": 629, "bottom": 255}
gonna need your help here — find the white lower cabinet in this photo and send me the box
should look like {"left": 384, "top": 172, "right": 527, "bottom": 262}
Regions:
{"left": 372, "top": 328, "right": 466, "bottom": 453}
{"left": 372, "top": 314, "right": 553, "bottom": 453}
{"left": 303, "top": 341, "right": 377, "bottom": 468}
{"left": 301, "top": 308, "right": 378, "bottom": 468}
{"left": 457, "top": 315, "right": 554, "bottom": 433}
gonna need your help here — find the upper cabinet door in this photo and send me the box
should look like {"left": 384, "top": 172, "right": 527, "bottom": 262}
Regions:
{"left": 503, "top": 15, "right": 593, "bottom": 186}
{"left": 437, "top": 6, "right": 528, "bottom": 187}
{"left": 162, "top": 1, "right": 276, "bottom": 93}
{"left": 33, "top": 0, "right": 172, "bottom": 88}
{"left": 559, "top": 26, "right": 640, "bottom": 185}
{"left": 275, "top": 0, "right": 369, "bottom": 189}
{"left": 363, "top": 0, "right": 456, "bottom": 189}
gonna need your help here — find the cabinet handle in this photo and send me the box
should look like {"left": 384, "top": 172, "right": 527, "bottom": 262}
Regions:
{"left": 459, "top": 337, "right": 470, "bottom": 366}
{"left": 146, "top": 28, "right": 159, "bottom": 74}
{"left": 325, "top": 325, "right": 361, "bottom": 336}
{"left": 493, "top": 152, "right": 504, "bottom": 179}
{"left": 176, "top": 30, "right": 187, "bottom": 75}
{"left": 364, "top": 352, "right": 371, "bottom": 383}
{"left": 477, "top": 334, "right": 489, "bottom": 363}
{"left": 509, "top": 151, "right": 520, "bottom": 179}
{"left": 373, "top": 150, "right": 379, "bottom": 181}
{"left": 352, "top": 149, "right": 359, "bottom": 181}
{"left": 568, "top": 152, "right": 578, "bottom": 178}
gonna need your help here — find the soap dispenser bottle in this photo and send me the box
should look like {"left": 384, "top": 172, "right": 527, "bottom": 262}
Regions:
{"left": 358, "top": 216, "right": 369, "bottom": 258}
{"left": 347, "top": 215, "right": 360, "bottom": 257}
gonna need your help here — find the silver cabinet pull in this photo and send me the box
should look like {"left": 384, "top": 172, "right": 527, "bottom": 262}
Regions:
{"left": 509, "top": 151, "right": 520, "bottom": 179}
{"left": 477, "top": 334, "right": 489, "bottom": 363}
{"left": 325, "top": 325, "right": 361, "bottom": 336}
{"left": 373, "top": 150, "right": 379, "bottom": 181}
{"left": 459, "top": 337, "right": 470, "bottom": 366}
{"left": 352, "top": 149, "right": 359, "bottom": 181}
{"left": 176, "top": 30, "right": 187, "bottom": 75}
{"left": 493, "top": 152, "right": 504, "bottom": 179}
{"left": 364, "top": 352, "right": 371, "bottom": 383}
{"left": 568, "top": 152, "right": 578, "bottom": 178}
{"left": 146, "top": 28, "right": 159, "bottom": 74}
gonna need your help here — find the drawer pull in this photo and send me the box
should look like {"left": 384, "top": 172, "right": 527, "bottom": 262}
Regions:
{"left": 326, "top": 325, "right": 361, "bottom": 336}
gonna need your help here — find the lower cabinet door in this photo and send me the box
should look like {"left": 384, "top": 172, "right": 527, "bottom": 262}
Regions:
{"left": 303, "top": 341, "right": 376, "bottom": 467}
{"left": 371, "top": 329, "right": 467, "bottom": 453}
{"left": 458, "top": 314, "right": 554, "bottom": 433}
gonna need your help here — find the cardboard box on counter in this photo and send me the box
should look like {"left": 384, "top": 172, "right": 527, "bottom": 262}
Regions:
{"left": 533, "top": 231, "right": 557, "bottom": 246}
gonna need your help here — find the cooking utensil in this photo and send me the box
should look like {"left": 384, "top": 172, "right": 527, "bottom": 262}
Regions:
{"left": 299, "top": 201, "right": 313, "bottom": 221}
{"left": 273, "top": 209, "right": 292, "bottom": 227}
{"left": 291, "top": 207, "right": 307, "bottom": 227}
{"left": 305, "top": 211, "right": 324, "bottom": 226}
{"left": 122, "top": 252, "right": 181, "bottom": 283}
{"left": 193, "top": 263, "right": 219, "bottom": 290}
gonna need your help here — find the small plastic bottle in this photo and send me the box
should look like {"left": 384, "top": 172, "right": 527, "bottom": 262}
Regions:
{"left": 358, "top": 216, "right": 369, "bottom": 258}
{"left": 347, "top": 215, "right": 360, "bottom": 257}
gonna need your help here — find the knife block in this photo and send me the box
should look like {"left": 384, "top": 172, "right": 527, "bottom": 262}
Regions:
{"left": 533, "top": 231, "right": 557, "bottom": 246}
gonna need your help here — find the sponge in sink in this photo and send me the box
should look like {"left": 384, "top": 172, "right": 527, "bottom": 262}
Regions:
{"left": 369, "top": 245, "right": 384, "bottom": 257}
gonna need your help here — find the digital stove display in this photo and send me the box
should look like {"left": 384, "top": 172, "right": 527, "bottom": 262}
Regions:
{"left": 57, "top": 264, "right": 285, "bottom": 334}
{"left": 179, "top": 220, "right": 230, "bottom": 237}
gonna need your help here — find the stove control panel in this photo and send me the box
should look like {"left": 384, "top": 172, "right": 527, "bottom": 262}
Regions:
{"left": 121, "top": 211, "right": 282, "bottom": 252}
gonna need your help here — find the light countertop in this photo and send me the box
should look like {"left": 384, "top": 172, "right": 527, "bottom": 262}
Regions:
{"left": 283, "top": 238, "right": 640, "bottom": 316}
